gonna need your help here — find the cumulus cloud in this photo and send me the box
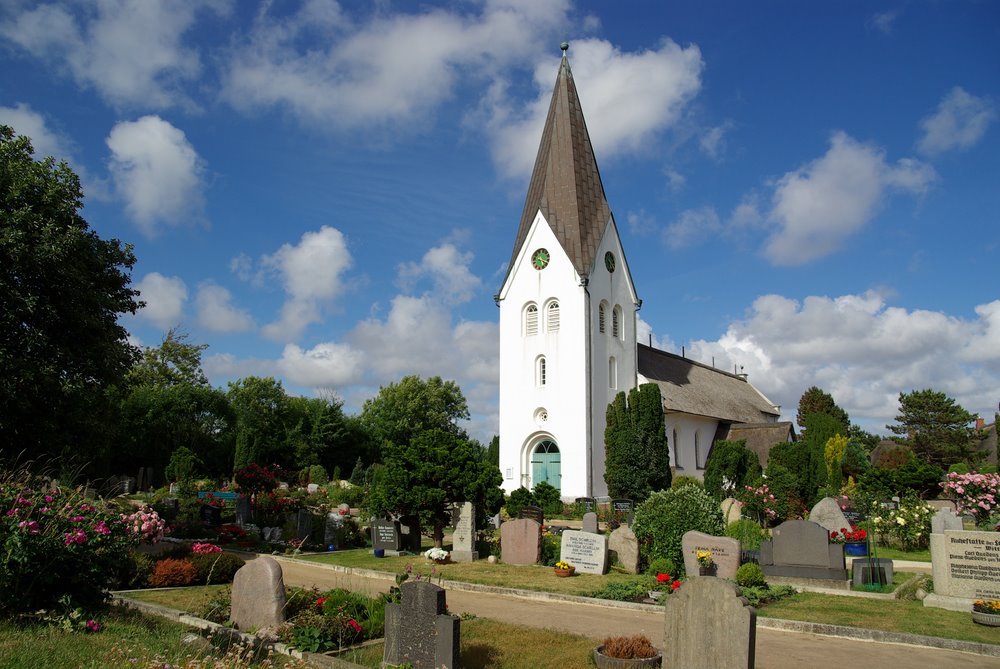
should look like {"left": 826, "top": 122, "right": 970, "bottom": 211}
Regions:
{"left": 867, "top": 11, "right": 900, "bottom": 34}
{"left": 674, "top": 291, "right": 1000, "bottom": 432}
{"left": 763, "top": 132, "right": 935, "bottom": 265}
{"left": 485, "top": 37, "right": 704, "bottom": 179}
{"left": 135, "top": 272, "right": 187, "bottom": 329}
{"left": 277, "top": 342, "right": 365, "bottom": 388}
{"left": 0, "top": 103, "right": 71, "bottom": 161}
{"left": 106, "top": 116, "right": 206, "bottom": 236}
{"left": 221, "top": 0, "right": 569, "bottom": 130}
{"left": 0, "top": 0, "right": 224, "bottom": 109}
{"left": 260, "top": 226, "right": 353, "bottom": 341}
{"left": 397, "top": 242, "right": 481, "bottom": 305}
{"left": 195, "top": 283, "right": 254, "bottom": 333}
{"left": 699, "top": 120, "right": 734, "bottom": 159}
{"left": 917, "top": 87, "right": 996, "bottom": 155}
{"left": 663, "top": 206, "right": 722, "bottom": 250}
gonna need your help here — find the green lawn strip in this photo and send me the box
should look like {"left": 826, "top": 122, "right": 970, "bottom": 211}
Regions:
{"left": 122, "top": 584, "right": 231, "bottom": 615}
{"left": 758, "top": 592, "right": 1000, "bottom": 645}
{"left": 869, "top": 546, "right": 931, "bottom": 562}
{"left": 849, "top": 571, "right": 916, "bottom": 594}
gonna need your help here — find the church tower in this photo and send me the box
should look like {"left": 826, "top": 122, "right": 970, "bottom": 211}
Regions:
{"left": 497, "top": 44, "right": 639, "bottom": 499}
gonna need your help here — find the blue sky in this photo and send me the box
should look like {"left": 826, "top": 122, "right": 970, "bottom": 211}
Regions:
{"left": 2, "top": 1, "right": 998, "bottom": 443}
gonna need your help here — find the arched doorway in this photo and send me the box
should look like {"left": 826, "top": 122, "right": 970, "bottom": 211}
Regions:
{"left": 531, "top": 440, "right": 561, "bottom": 491}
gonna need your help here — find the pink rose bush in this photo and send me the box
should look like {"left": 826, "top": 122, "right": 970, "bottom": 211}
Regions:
{"left": 941, "top": 471, "right": 1000, "bottom": 528}
{"left": 122, "top": 505, "right": 166, "bottom": 543}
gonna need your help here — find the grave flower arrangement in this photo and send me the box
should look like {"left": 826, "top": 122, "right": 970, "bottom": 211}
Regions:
{"left": 652, "top": 572, "right": 682, "bottom": 593}
{"left": 869, "top": 496, "right": 934, "bottom": 550}
{"left": 424, "top": 547, "right": 449, "bottom": 562}
{"left": 974, "top": 599, "right": 1000, "bottom": 614}
{"left": 695, "top": 550, "right": 714, "bottom": 567}
{"left": 829, "top": 526, "right": 866, "bottom": 543}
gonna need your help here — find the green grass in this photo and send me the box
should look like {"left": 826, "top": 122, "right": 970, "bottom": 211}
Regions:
{"left": 124, "top": 584, "right": 231, "bottom": 614}
{"left": 759, "top": 592, "right": 1000, "bottom": 645}
{"left": 849, "top": 571, "right": 916, "bottom": 594}
{"left": 868, "top": 545, "right": 931, "bottom": 562}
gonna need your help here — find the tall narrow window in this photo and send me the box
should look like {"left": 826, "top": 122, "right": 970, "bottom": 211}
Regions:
{"left": 672, "top": 429, "right": 681, "bottom": 470}
{"left": 598, "top": 303, "right": 606, "bottom": 333}
{"left": 546, "top": 301, "right": 560, "bottom": 332}
{"left": 536, "top": 356, "right": 547, "bottom": 386}
{"left": 695, "top": 432, "right": 703, "bottom": 470}
{"left": 611, "top": 306, "right": 620, "bottom": 338}
{"left": 609, "top": 356, "right": 617, "bottom": 388}
{"left": 524, "top": 303, "right": 538, "bottom": 336}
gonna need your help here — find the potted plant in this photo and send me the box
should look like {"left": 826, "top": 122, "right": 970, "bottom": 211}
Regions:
{"left": 554, "top": 560, "right": 575, "bottom": 577}
{"left": 648, "top": 572, "right": 681, "bottom": 600}
{"left": 973, "top": 599, "right": 1000, "bottom": 626}
{"left": 593, "top": 634, "right": 661, "bottom": 668}
{"left": 830, "top": 526, "right": 868, "bottom": 556}
{"left": 424, "top": 547, "right": 450, "bottom": 564}
{"left": 696, "top": 550, "right": 716, "bottom": 576}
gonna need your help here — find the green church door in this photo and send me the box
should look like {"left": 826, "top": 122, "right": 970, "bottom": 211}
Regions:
{"left": 531, "top": 441, "right": 561, "bottom": 491}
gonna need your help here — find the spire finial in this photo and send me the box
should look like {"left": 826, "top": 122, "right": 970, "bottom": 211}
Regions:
{"left": 560, "top": 41, "right": 569, "bottom": 53}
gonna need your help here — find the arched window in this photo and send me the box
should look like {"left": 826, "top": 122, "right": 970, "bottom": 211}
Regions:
{"left": 546, "top": 301, "right": 560, "bottom": 332}
{"left": 524, "top": 303, "right": 538, "bottom": 336}
{"left": 612, "top": 305, "right": 621, "bottom": 338}
{"left": 536, "top": 356, "right": 547, "bottom": 387}
{"left": 598, "top": 302, "right": 606, "bottom": 334}
{"left": 609, "top": 356, "right": 617, "bottom": 389}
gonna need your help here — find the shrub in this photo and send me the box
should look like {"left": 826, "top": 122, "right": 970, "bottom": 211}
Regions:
{"left": 632, "top": 486, "right": 724, "bottom": 576}
{"left": 870, "top": 494, "right": 935, "bottom": 550}
{"left": 532, "top": 481, "right": 563, "bottom": 517}
{"left": 703, "top": 440, "right": 761, "bottom": 501}
{"left": 671, "top": 475, "right": 704, "bottom": 490}
{"left": 726, "top": 519, "right": 765, "bottom": 551}
{"left": 645, "top": 557, "right": 677, "bottom": 577}
{"left": 941, "top": 471, "right": 1000, "bottom": 527}
{"left": 590, "top": 581, "right": 650, "bottom": 602}
{"left": 189, "top": 552, "right": 246, "bottom": 585}
{"left": 505, "top": 486, "right": 533, "bottom": 518}
{"left": 600, "top": 635, "right": 658, "bottom": 660}
{"left": 736, "top": 562, "right": 767, "bottom": 588}
{"left": 164, "top": 446, "right": 202, "bottom": 483}
{"left": 948, "top": 462, "right": 970, "bottom": 475}
{"left": 309, "top": 465, "right": 329, "bottom": 485}
{"left": 122, "top": 552, "right": 155, "bottom": 589}
{"left": 148, "top": 558, "right": 199, "bottom": 587}
{"left": 234, "top": 463, "right": 277, "bottom": 494}
{"left": 540, "top": 530, "right": 561, "bottom": 566}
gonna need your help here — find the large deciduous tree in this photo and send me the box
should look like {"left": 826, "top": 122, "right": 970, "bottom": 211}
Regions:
{"left": 604, "top": 383, "right": 671, "bottom": 503}
{"left": 887, "top": 389, "right": 981, "bottom": 468}
{"left": 0, "top": 126, "right": 141, "bottom": 471}
{"left": 360, "top": 375, "right": 470, "bottom": 456}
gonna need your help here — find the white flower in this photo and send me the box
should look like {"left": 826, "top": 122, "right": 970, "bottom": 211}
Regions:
{"left": 896, "top": 517, "right": 906, "bottom": 526}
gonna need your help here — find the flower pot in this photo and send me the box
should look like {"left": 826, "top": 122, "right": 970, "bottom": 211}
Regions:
{"left": 647, "top": 590, "right": 664, "bottom": 601}
{"left": 844, "top": 541, "right": 868, "bottom": 557}
{"left": 972, "top": 610, "right": 1000, "bottom": 626}
{"left": 554, "top": 567, "right": 575, "bottom": 577}
{"left": 698, "top": 564, "right": 717, "bottom": 577}
{"left": 593, "top": 645, "right": 662, "bottom": 669}
{"left": 373, "top": 548, "right": 385, "bottom": 558}
{"left": 433, "top": 558, "right": 450, "bottom": 565}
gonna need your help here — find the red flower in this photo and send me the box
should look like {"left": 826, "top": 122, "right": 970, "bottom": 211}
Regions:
{"left": 671, "top": 581, "right": 681, "bottom": 591}
{"left": 315, "top": 597, "right": 327, "bottom": 609}
{"left": 347, "top": 619, "right": 362, "bottom": 634}
{"left": 656, "top": 573, "right": 671, "bottom": 583}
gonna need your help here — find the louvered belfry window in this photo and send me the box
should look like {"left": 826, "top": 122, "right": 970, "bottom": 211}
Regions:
{"left": 525, "top": 304, "right": 538, "bottom": 336}
{"left": 547, "top": 301, "right": 560, "bottom": 332}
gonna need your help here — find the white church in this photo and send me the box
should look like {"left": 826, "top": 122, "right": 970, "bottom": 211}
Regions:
{"left": 497, "top": 45, "right": 792, "bottom": 499}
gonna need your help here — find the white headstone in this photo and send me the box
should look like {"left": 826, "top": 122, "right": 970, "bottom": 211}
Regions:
{"left": 559, "top": 529, "right": 608, "bottom": 575}
{"left": 926, "top": 529, "right": 1000, "bottom": 611}
{"left": 450, "top": 502, "right": 478, "bottom": 562}
{"left": 721, "top": 497, "right": 744, "bottom": 526}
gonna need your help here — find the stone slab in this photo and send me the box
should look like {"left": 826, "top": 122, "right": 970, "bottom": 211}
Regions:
{"left": 682, "top": 531, "right": 741, "bottom": 580}
{"left": 771, "top": 520, "right": 836, "bottom": 568}
{"left": 383, "top": 580, "right": 460, "bottom": 669}
{"left": 809, "top": 497, "right": 851, "bottom": 534}
{"left": 450, "top": 502, "right": 478, "bottom": 562}
{"left": 372, "top": 519, "right": 403, "bottom": 552}
{"left": 230, "top": 556, "right": 286, "bottom": 631}
{"left": 929, "top": 529, "right": 1000, "bottom": 601}
{"left": 582, "top": 512, "right": 599, "bottom": 534}
{"left": 559, "top": 529, "right": 608, "bottom": 575}
{"left": 721, "top": 497, "right": 744, "bottom": 526}
{"left": 608, "top": 524, "right": 639, "bottom": 574}
{"left": 500, "top": 518, "right": 541, "bottom": 565}
{"left": 931, "top": 507, "right": 963, "bottom": 534}
{"left": 664, "top": 576, "right": 756, "bottom": 669}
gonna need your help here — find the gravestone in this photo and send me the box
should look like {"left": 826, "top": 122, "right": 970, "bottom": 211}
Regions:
{"left": 500, "top": 518, "right": 541, "bottom": 565}
{"left": 200, "top": 504, "right": 222, "bottom": 527}
{"left": 664, "top": 575, "right": 756, "bottom": 669}
{"left": 721, "top": 497, "right": 744, "bottom": 526}
{"left": 235, "top": 496, "right": 252, "bottom": 526}
{"left": 608, "top": 524, "right": 639, "bottom": 574}
{"left": 520, "top": 505, "right": 544, "bottom": 525}
{"left": 841, "top": 499, "right": 867, "bottom": 527}
{"left": 450, "top": 502, "right": 478, "bottom": 562}
{"left": 931, "top": 507, "right": 963, "bottom": 534}
{"left": 399, "top": 515, "right": 422, "bottom": 553}
{"left": 759, "top": 520, "right": 847, "bottom": 581}
{"left": 809, "top": 497, "right": 852, "bottom": 533}
{"left": 927, "top": 499, "right": 957, "bottom": 512}
{"left": 611, "top": 498, "right": 634, "bottom": 523}
{"left": 582, "top": 512, "right": 599, "bottom": 534}
{"left": 925, "top": 528, "right": 1000, "bottom": 611}
{"left": 306, "top": 483, "right": 319, "bottom": 494}
{"left": 122, "top": 476, "right": 136, "bottom": 494}
{"left": 681, "top": 531, "right": 741, "bottom": 580}
{"left": 372, "top": 519, "right": 403, "bottom": 554}
{"left": 162, "top": 498, "right": 179, "bottom": 521}
{"left": 230, "top": 556, "right": 286, "bottom": 631}
{"left": 324, "top": 512, "right": 343, "bottom": 548}
{"left": 559, "top": 529, "right": 608, "bottom": 575}
{"left": 168, "top": 482, "right": 179, "bottom": 495}
{"left": 383, "top": 580, "right": 460, "bottom": 669}
{"left": 852, "top": 557, "right": 893, "bottom": 587}
{"left": 295, "top": 508, "right": 312, "bottom": 541}
{"left": 575, "top": 497, "right": 596, "bottom": 512}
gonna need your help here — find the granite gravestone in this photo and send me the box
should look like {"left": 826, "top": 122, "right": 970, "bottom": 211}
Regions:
{"left": 324, "top": 512, "right": 343, "bottom": 548}
{"left": 582, "top": 512, "right": 599, "bottom": 534}
{"left": 383, "top": 580, "right": 460, "bottom": 669}
{"left": 372, "top": 519, "right": 404, "bottom": 554}
{"left": 852, "top": 558, "right": 893, "bottom": 587}
{"left": 608, "top": 524, "right": 639, "bottom": 574}
{"left": 200, "top": 503, "right": 222, "bottom": 527}
{"left": 450, "top": 502, "right": 478, "bottom": 562}
{"left": 295, "top": 508, "right": 313, "bottom": 541}
{"left": 230, "top": 557, "right": 286, "bottom": 631}
{"left": 235, "top": 495, "right": 252, "bottom": 526}
{"left": 399, "top": 515, "right": 422, "bottom": 553}
{"left": 520, "top": 505, "right": 544, "bottom": 525}
{"left": 575, "top": 497, "right": 596, "bottom": 512}
{"left": 759, "top": 520, "right": 847, "bottom": 581}
{"left": 500, "top": 518, "right": 541, "bottom": 565}
{"left": 681, "top": 531, "right": 741, "bottom": 579}
{"left": 809, "top": 497, "right": 852, "bottom": 534}
{"left": 664, "top": 576, "right": 756, "bottom": 669}
{"left": 559, "top": 529, "right": 608, "bottom": 575}
{"left": 611, "top": 498, "right": 634, "bottom": 523}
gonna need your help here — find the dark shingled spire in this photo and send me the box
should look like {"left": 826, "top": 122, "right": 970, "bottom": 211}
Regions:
{"left": 503, "top": 44, "right": 612, "bottom": 285}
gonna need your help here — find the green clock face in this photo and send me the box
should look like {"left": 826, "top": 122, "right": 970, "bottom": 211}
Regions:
{"left": 532, "top": 248, "right": 550, "bottom": 270}
{"left": 605, "top": 252, "right": 616, "bottom": 273}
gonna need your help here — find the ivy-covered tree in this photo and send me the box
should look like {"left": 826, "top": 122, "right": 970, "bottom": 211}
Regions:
{"left": 1, "top": 126, "right": 141, "bottom": 472}
{"left": 887, "top": 389, "right": 982, "bottom": 467}
{"left": 703, "top": 440, "right": 761, "bottom": 500}
{"left": 604, "top": 383, "right": 671, "bottom": 503}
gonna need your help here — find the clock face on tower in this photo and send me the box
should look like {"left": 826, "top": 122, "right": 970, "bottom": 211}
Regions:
{"left": 531, "top": 248, "right": 550, "bottom": 270}
{"left": 605, "top": 251, "right": 616, "bottom": 273}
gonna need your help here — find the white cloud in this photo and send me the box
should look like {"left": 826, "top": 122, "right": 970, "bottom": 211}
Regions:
{"left": 675, "top": 291, "right": 1000, "bottom": 432}
{"left": 663, "top": 206, "right": 722, "bottom": 249}
{"left": 664, "top": 167, "right": 686, "bottom": 193}
{"left": 221, "top": 0, "right": 570, "bottom": 130}
{"left": 260, "top": 226, "right": 353, "bottom": 341}
{"left": 0, "top": 0, "right": 224, "bottom": 109}
{"left": 763, "top": 132, "right": 935, "bottom": 265}
{"left": 106, "top": 116, "right": 206, "bottom": 236}
{"left": 486, "top": 37, "right": 704, "bottom": 179}
{"left": 135, "top": 272, "right": 187, "bottom": 329}
{"left": 626, "top": 209, "right": 657, "bottom": 236}
{"left": 0, "top": 102, "right": 71, "bottom": 161}
{"left": 868, "top": 11, "right": 900, "bottom": 34}
{"left": 699, "top": 120, "right": 733, "bottom": 159}
{"left": 917, "top": 87, "right": 996, "bottom": 155}
{"left": 195, "top": 283, "right": 254, "bottom": 333}
{"left": 277, "top": 342, "right": 365, "bottom": 388}
{"left": 397, "top": 243, "right": 481, "bottom": 305}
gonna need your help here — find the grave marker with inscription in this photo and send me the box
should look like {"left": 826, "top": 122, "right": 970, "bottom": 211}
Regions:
{"left": 372, "top": 519, "right": 403, "bottom": 554}
{"left": 520, "top": 505, "right": 544, "bottom": 525}
{"left": 559, "top": 529, "right": 608, "bottom": 575}
{"left": 383, "top": 581, "right": 460, "bottom": 669}
{"left": 925, "top": 528, "right": 1000, "bottom": 612}
{"left": 681, "top": 531, "right": 741, "bottom": 579}
{"left": 450, "top": 502, "right": 478, "bottom": 562}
